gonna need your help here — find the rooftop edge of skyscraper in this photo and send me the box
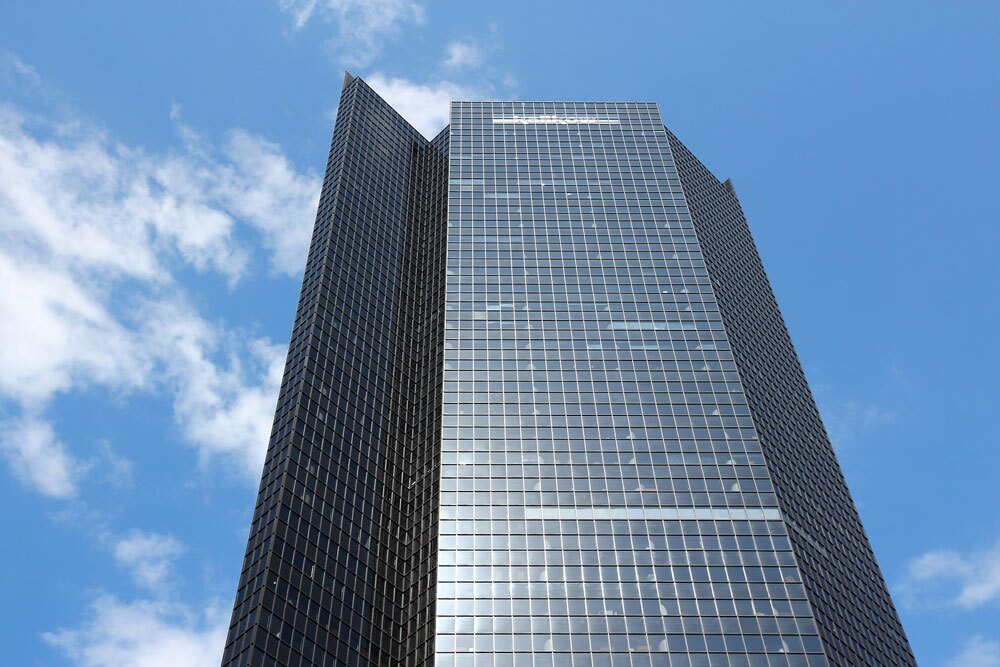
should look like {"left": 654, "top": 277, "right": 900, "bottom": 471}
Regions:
{"left": 219, "top": 75, "right": 914, "bottom": 666}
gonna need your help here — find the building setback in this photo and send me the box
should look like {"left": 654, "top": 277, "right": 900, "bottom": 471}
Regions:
{"left": 220, "top": 74, "right": 914, "bottom": 667}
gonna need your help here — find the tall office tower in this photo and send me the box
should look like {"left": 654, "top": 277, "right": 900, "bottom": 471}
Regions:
{"left": 220, "top": 75, "right": 914, "bottom": 667}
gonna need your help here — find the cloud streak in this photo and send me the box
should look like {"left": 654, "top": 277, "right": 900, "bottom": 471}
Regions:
{"left": 113, "top": 531, "right": 185, "bottom": 592}
{"left": 898, "top": 539, "right": 1000, "bottom": 610}
{"left": 278, "top": 0, "right": 424, "bottom": 67}
{"left": 946, "top": 636, "right": 1000, "bottom": 667}
{"left": 443, "top": 40, "right": 484, "bottom": 70}
{"left": 0, "top": 416, "right": 79, "bottom": 498}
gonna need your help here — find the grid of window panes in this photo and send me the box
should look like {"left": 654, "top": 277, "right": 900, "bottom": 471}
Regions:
{"left": 222, "top": 76, "right": 442, "bottom": 667}
{"left": 436, "top": 102, "right": 828, "bottom": 667}
{"left": 664, "top": 130, "right": 915, "bottom": 666}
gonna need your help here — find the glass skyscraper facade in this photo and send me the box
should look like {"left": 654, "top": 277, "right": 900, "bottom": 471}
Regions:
{"left": 220, "top": 76, "right": 914, "bottom": 667}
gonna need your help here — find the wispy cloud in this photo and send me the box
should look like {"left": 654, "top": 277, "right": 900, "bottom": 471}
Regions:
{"left": 112, "top": 531, "right": 185, "bottom": 592}
{"left": 0, "top": 50, "right": 68, "bottom": 114}
{"left": 443, "top": 40, "right": 484, "bottom": 70}
{"left": 0, "top": 52, "right": 42, "bottom": 88}
{"left": 210, "top": 130, "right": 320, "bottom": 276}
{"left": 363, "top": 24, "right": 518, "bottom": 137}
{"left": 278, "top": 0, "right": 424, "bottom": 67}
{"left": 0, "top": 250, "right": 150, "bottom": 409}
{"left": 44, "top": 595, "right": 227, "bottom": 667}
{"left": 46, "top": 519, "right": 226, "bottom": 667}
{"left": 897, "top": 539, "right": 1000, "bottom": 610}
{"left": 144, "top": 301, "right": 285, "bottom": 476}
{"left": 821, "top": 399, "right": 897, "bottom": 448}
{"left": 0, "top": 416, "right": 79, "bottom": 498}
{"left": 0, "top": 103, "right": 320, "bottom": 285}
{"left": 49, "top": 525, "right": 227, "bottom": 666}
{"left": 811, "top": 372, "right": 903, "bottom": 450}
{"left": 440, "top": 26, "right": 517, "bottom": 92}
{"left": 92, "top": 441, "right": 134, "bottom": 489}
{"left": 946, "top": 636, "right": 1000, "bottom": 667}
{"left": 0, "top": 62, "right": 318, "bottom": 496}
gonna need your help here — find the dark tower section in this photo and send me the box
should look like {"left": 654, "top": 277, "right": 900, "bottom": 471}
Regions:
{"left": 665, "top": 129, "right": 915, "bottom": 666}
{"left": 372, "top": 127, "right": 449, "bottom": 665}
{"left": 220, "top": 75, "right": 447, "bottom": 667}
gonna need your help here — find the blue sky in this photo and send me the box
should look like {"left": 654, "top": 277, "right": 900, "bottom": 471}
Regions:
{"left": 0, "top": 2, "right": 997, "bottom": 665}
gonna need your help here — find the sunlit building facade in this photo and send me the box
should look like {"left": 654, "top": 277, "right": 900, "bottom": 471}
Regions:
{"left": 220, "top": 75, "right": 914, "bottom": 667}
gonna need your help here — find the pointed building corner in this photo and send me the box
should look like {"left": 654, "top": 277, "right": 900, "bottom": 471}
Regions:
{"left": 723, "top": 177, "right": 737, "bottom": 197}
{"left": 342, "top": 71, "right": 356, "bottom": 90}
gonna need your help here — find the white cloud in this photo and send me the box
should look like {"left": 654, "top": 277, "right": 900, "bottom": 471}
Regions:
{"left": 44, "top": 596, "right": 227, "bottom": 667}
{"left": 49, "top": 524, "right": 224, "bottom": 666}
{"left": 0, "top": 71, "right": 317, "bottom": 495}
{"left": 0, "top": 416, "right": 79, "bottom": 498}
{"left": 113, "top": 532, "right": 185, "bottom": 591}
{"left": 143, "top": 301, "right": 285, "bottom": 476}
{"left": 0, "top": 117, "right": 143, "bottom": 277}
{"left": 946, "top": 636, "right": 1000, "bottom": 667}
{"left": 0, "top": 104, "right": 319, "bottom": 289}
{"left": 278, "top": 0, "right": 424, "bottom": 67}
{"left": 366, "top": 73, "right": 480, "bottom": 138}
{"left": 443, "top": 40, "right": 483, "bottom": 70}
{"left": 0, "top": 281, "right": 284, "bottom": 490}
{"left": 897, "top": 539, "right": 1000, "bottom": 610}
{"left": 0, "top": 253, "right": 148, "bottom": 407}
{"left": 151, "top": 119, "right": 322, "bottom": 279}
{"left": 214, "top": 130, "right": 320, "bottom": 275}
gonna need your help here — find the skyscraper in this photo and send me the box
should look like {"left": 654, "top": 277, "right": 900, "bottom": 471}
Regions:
{"left": 220, "top": 75, "right": 914, "bottom": 667}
